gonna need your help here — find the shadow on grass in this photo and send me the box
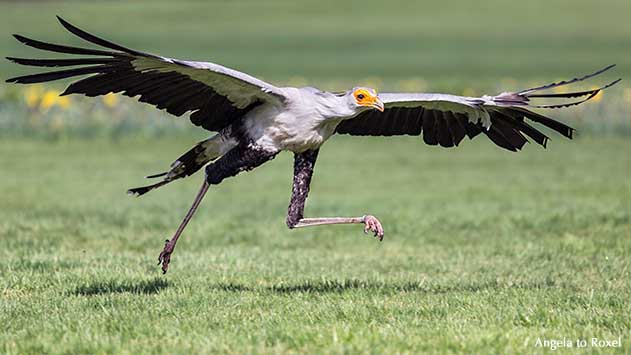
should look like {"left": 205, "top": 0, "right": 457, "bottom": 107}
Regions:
{"left": 73, "top": 278, "right": 169, "bottom": 296}
{"left": 211, "top": 278, "right": 562, "bottom": 294}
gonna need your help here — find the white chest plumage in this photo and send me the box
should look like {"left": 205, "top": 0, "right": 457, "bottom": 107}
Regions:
{"left": 241, "top": 87, "right": 348, "bottom": 153}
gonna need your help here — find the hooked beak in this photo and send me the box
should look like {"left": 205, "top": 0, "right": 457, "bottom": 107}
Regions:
{"left": 372, "top": 97, "right": 384, "bottom": 112}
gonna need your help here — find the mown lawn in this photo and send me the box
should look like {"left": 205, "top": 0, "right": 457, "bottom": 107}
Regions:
{"left": 1, "top": 0, "right": 630, "bottom": 353}
{"left": 1, "top": 136, "right": 630, "bottom": 353}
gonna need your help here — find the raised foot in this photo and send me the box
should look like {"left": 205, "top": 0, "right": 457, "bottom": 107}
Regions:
{"left": 363, "top": 215, "right": 384, "bottom": 241}
{"left": 158, "top": 239, "right": 174, "bottom": 274}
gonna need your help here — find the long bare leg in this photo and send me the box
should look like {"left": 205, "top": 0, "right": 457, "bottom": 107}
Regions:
{"left": 158, "top": 180, "right": 209, "bottom": 273}
{"left": 294, "top": 215, "right": 384, "bottom": 240}
{"left": 158, "top": 143, "right": 278, "bottom": 273}
{"left": 286, "top": 150, "right": 384, "bottom": 240}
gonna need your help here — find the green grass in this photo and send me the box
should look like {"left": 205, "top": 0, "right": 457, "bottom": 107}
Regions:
{"left": 2, "top": 0, "right": 631, "bottom": 90}
{"left": 1, "top": 136, "right": 630, "bottom": 353}
{"left": 2, "top": 0, "right": 629, "bottom": 137}
{"left": 1, "top": 1, "right": 631, "bottom": 353}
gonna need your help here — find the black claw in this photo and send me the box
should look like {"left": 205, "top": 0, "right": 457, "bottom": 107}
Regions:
{"left": 158, "top": 238, "right": 172, "bottom": 273}
{"left": 158, "top": 251, "right": 171, "bottom": 274}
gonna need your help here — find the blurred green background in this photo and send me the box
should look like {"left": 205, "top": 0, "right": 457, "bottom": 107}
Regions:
{"left": 2, "top": 0, "right": 631, "bottom": 85}
{"left": 1, "top": 1, "right": 630, "bottom": 354}
{"left": 0, "top": 0, "right": 629, "bottom": 138}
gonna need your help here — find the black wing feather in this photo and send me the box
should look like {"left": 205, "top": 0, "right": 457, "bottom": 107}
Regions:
{"left": 6, "top": 64, "right": 120, "bottom": 84}
{"left": 11, "top": 34, "right": 119, "bottom": 56}
{"left": 336, "top": 65, "right": 617, "bottom": 151}
{"left": 337, "top": 106, "right": 570, "bottom": 152}
{"left": 437, "top": 115, "right": 455, "bottom": 148}
{"left": 6, "top": 17, "right": 271, "bottom": 132}
{"left": 6, "top": 57, "right": 116, "bottom": 67}
{"left": 56, "top": 16, "right": 153, "bottom": 57}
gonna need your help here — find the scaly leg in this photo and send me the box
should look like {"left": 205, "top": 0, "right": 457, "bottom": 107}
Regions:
{"left": 158, "top": 143, "right": 278, "bottom": 274}
{"left": 286, "top": 149, "right": 384, "bottom": 240}
{"left": 293, "top": 215, "right": 384, "bottom": 240}
{"left": 158, "top": 180, "right": 209, "bottom": 273}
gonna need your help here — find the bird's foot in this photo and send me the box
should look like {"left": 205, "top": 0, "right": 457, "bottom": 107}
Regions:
{"left": 158, "top": 239, "right": 174, "bottom": 274}
{"left": 363, "top": 215, "right": 384, "bottom": 241}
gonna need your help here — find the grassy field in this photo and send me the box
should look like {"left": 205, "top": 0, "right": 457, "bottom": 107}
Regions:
{"left": 2, "top": 0, "right": 631, "bottom": 89}
{"left": 1, "top": 0, "right": 629, "bottom": 139}
{"left": 1, "top": 0, "right": 631, "bottom": 353}
{"left": 1, "top": 137, "right": 630, "bottom": 353}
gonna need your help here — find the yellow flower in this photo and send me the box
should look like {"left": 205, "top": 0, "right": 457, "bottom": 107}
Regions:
{"left": 462, "top": 87, "right": 476, "bottom": 97}
{"left": 590, "top": 86, "right": 603, "bottom": 103}
{"left": 103, "top": 93, "right": 119, "bottom": 108}
{"left": 24, "top": 85, "right": 43, "bottom": 108}
{"left": 40, "top": 90, "right": 60, "bottom": 110}
{"left": 33, "top": 89, "right": 70, "bottom": 111}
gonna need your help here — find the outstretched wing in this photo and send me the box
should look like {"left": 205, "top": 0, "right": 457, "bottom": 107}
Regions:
{"left": 6, "top": 16, "right": 287, "bottom": 132}
{"left": 336, "top": 66, "right": 620, "bottom": 151}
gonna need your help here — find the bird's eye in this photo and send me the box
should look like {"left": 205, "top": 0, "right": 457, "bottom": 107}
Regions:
{"left": 357, "top": 94, "right": 365, "bottom": 100}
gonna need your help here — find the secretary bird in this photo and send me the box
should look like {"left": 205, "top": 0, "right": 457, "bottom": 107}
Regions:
{"left": 7, "top": 17, "right": 620, "bottom": 273}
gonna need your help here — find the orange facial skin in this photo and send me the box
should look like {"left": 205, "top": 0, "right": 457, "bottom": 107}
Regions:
{"left": 353, "top": 88, "right": 384, "bottom": 112}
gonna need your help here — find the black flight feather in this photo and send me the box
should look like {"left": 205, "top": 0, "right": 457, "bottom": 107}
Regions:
{"left": 6, "top": 64, "right": 119, "bottom": 84}
{"left": 56, "top": 16, "right": 154, "bottom": 58}
{"left": 11, "top": 34, "right": 119, "bottom": 57}
{"left": 6, "top": 57, "right": 116, "bottom": 67}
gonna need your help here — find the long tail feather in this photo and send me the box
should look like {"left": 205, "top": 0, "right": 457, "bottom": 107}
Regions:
{"left": 526, "top": 79, "right": 621, "bottom": 108}
{"left": 145, "top": 172, "right": 168, "bottom": 179}
{"left": 517, "top": 64, "right": 616, "bottom": 95}
{"left": 493, "top": 68, "right": 620, "bottom": 111}
{"left": 127, "top": 180, "right": 170, "bottom": 197}
{"left": 127, "top": 135, "right": 232, "bottom": 197}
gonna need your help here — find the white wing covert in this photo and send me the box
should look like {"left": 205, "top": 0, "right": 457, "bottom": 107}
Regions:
{"left": 7, "top": 16, "right": 287, "bottom": 132}
{"left": 337, "top": 67, "right": 619, "bottom": 151}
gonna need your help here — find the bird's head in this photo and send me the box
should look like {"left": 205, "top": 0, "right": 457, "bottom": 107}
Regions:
{"left": 348, "top": 87, "right": 384, "bottom": 113}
